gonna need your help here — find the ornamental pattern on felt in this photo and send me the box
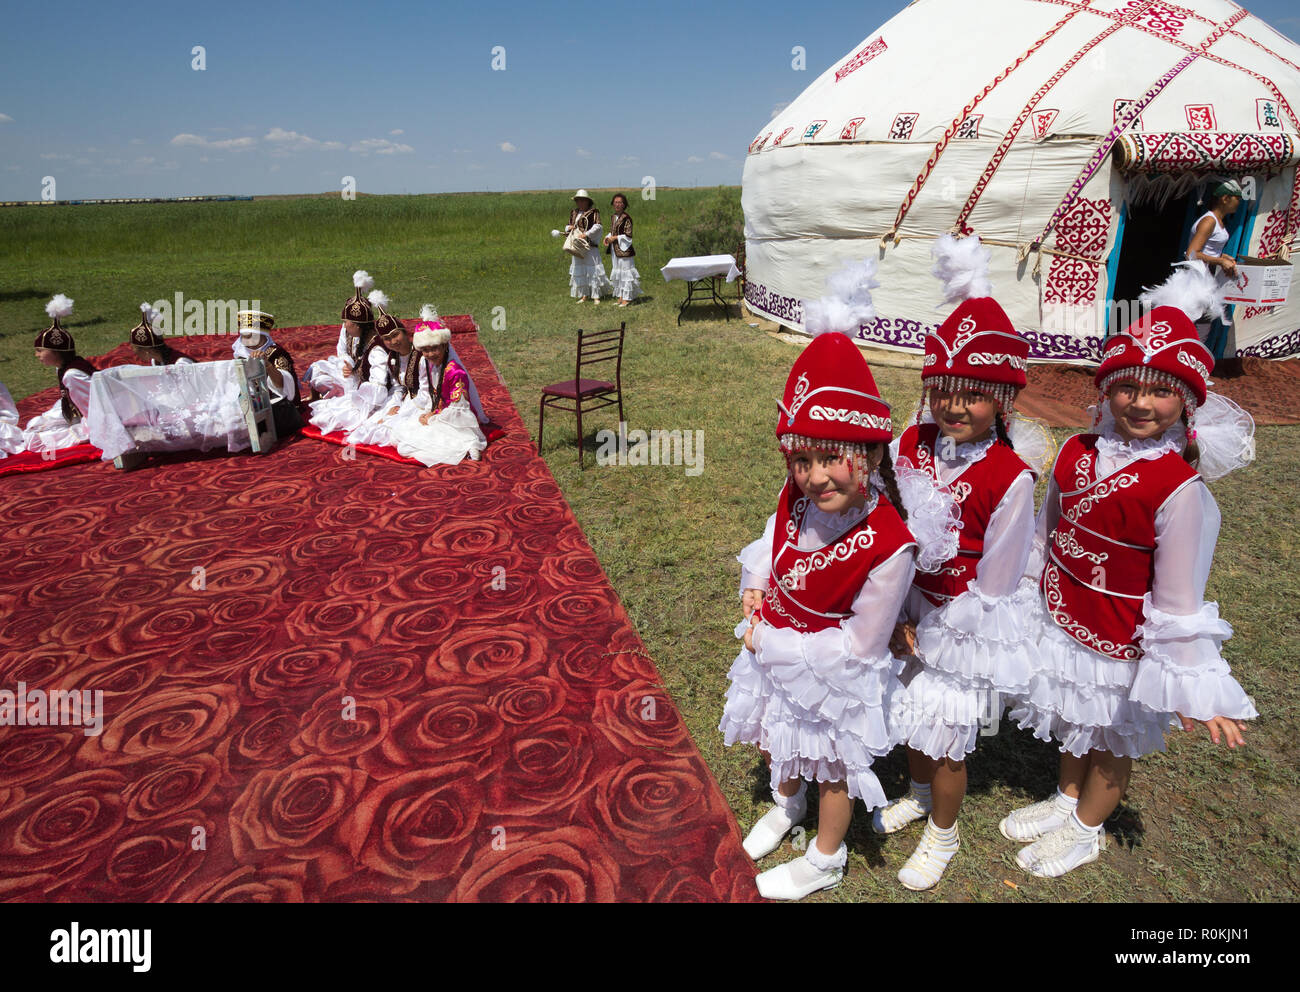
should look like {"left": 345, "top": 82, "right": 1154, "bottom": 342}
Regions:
{"left": 1118, "top": 131, "right": 1294, "bottom": 172}
{"left": 1045, "top": 197, "right": 1111, "bottom": 307}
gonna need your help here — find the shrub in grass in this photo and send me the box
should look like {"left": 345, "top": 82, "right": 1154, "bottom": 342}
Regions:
{"left": 672, "top": 187, "right": 744, "bottom": 258}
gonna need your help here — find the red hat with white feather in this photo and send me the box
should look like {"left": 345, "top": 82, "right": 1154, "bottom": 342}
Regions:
{"left": 922, "top": 235, "right": 1028, "bottom": 413}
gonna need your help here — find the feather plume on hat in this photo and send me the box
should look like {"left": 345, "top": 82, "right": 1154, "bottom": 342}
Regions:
{"left": 353, "top": 270, "right": 375, "bottom": 293}
{"left": 803, "top": 259, "right": 878, "bottom": 337}
{"left": 46, "top": 294, "right": 75, "bottom": 320}
{"left": 367, "top": 289, "right": 390, "bottom": 310}
{"left": 139, "top": 301, "right": 160, "bottom": 325}
{"left": 931, "top": 233, "right": 992, "bottom": 305}
{"left": 419, "top": 304, "right": 439, "bottom": 322}
{"left": 1138, "top": 261, "right": 1228, "bottom": 324}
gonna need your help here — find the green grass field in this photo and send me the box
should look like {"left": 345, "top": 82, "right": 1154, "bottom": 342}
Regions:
{"left": 2, "top": 190, "right": 1296, "bottom": 902}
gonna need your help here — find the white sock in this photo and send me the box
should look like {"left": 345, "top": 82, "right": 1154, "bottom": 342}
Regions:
{"left": 911, "top": 780, "right": 933, "bottom": 805}
{"left": 805, "top": 839, "right": 847, "bottom": 872}
{"left": 928, "top": 817, "right": 959, "bottom": 844}
{"left": 1054, "top": 788, "right": 1078, "bottom": 811}
{"left": 1070, "top": 810, "right": 1102, "bottom": 835}
{"left": 772, "top": 782, "right": 808, "bottom": 813}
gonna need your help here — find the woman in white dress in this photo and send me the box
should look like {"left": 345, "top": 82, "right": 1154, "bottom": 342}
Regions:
{"left": 562, "top": 190, "right": 612, "bottom": 303}
{"left": 1186, "top": 180, "right": 1242, "bottom": 281}
{"left": 602, "top": 193, "right": 641, "bottom": 307}
{"left": 309, "top": 289, "right": 399, "bottom": 437}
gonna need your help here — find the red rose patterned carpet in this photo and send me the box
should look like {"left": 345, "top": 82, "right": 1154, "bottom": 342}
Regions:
{"left": 0, "top": 324, "right": 760, "bottom": 902}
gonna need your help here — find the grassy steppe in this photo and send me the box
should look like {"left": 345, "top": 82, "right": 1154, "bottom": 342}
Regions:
{"left": 2, "top": 190, "right": 1296, "bottom": 902}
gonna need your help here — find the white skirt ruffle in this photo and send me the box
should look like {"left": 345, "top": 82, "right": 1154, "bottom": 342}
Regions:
{"left": 24, "top": 417, "right": 89, "bottom": 454}
{"left": 305, "top": 356, "right": 354, "bottom": 399}
{"left": 719, "top": 622, "right": 897, "bottom": 810}
{"left": 891, "top": 661, "right": 995, "bottom": 761}
{"left": 569, "top": 250, "right": 612, "bottom": 299}
{"left": 913, "top": 579, "right": 1038, "bottom": 695}
{"left": 392, "top": 399, "right": 487, "bottom": 466}
{"left": 610, "top": 255, "right": 641, "bottom": 300}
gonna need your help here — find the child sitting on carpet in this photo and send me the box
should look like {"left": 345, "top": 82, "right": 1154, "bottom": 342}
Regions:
{"left": 391, "top": 308, "right": 487, "bottom": 465}
{"left": 305, "top": 270, "right": 377, "bottom": 400}
{"left": 25, "top": 294, "right": 98, "bottom": 455}
{"left": 1001, "top": 298, "right": 1257, "bottom": 879}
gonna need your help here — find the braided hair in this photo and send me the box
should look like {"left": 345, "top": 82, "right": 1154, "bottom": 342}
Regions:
{"left": 1181, "top": 412, "right": 1201, "bottom": 468}
{"left": 994, "top": 411, "right": 1015, "bottom": 450}
{"left": 347, "top": 324, "right": 374, "bottom": 381}
{"left": 876, "top": 446, "right": 908, "bottom": 523}
{"left": 404, "top": 348, "right": 450, "bottom": 405}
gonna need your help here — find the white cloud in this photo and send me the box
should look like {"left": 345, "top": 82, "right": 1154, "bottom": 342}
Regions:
{"left": 265, "top": 127, "right": 345, "bottom": 153}
{"left": 687, "top": 155, "right": 704, "bottom": 164}
{"left": 349, "top": 138, "right": 414, "bottom": 155}
{"left": 390, "top": 128, "right": 404, "bottom": 136}
{"left": 528, "top": 162, "right": 551, "bottom": 169}
{"left": 130, "top": 137, "right": 144, "bottom": 145}
{"left": 40, "top": 152, "right": 73, "bottom": 160}
{"left": 453, "top": 148, "right": 472, "bottom": 154}
{"left": 499, "top": 141, "right": 517, "bottom": 153}
{"left": 620, "top": 155, "right": 639, "bottom": 164}
{"left": 576, "top": 147, "right": 591, "bottom": 158}
{"left": 0, "top": 113, "right": 14, "bottom": 123}
{"left": 709, "top": 151, "right": 728, "bottom": 160}
{"left": 171, "top": 133, "right": 257, "bottom": 151}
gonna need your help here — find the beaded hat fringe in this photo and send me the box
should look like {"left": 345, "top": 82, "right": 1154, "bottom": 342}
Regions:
{"left": 920, "top": 373, "right": 1018, "bottom": 413}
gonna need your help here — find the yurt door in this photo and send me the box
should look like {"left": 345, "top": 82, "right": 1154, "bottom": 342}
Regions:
{"left": 1106, "top": 192, "right": 1193, "bottom": 334}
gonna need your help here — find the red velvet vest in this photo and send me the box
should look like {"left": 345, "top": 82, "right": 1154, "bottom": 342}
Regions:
{"left": 1042, "top": 434, "right": 1200, "bottom": 662}
{"left": 896, "top": 423, "right": 1033, "bottom": 606}
{"left": 759, "top": 479, "right": 917, "bottom": 633}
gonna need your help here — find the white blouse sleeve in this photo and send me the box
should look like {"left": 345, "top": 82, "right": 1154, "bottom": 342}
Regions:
{"left": 1027, "top": 472, "right": 1061, "bottom": 583}
{"left": 64, "top": 369, "right": 93, "bottom": 418}
{"left": 27, "top": 394, "right": 67, "bottom": 430}
{"left": 913, "top": 470, "right": 1038, "bottom": 693}
{"left": 335, "top": 326, "right": 349, "bottom": 360}
{"left": 356, "top": 347, "right": 394, "bottom": 409}
{"left": 738, "top": 512, "right": 777, "bottom": 595}
{"left": 1129, "top": 481, "right": 1257, "bottom": 721}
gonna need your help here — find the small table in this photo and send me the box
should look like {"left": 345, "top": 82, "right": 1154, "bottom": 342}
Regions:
{"left": 86, "top": 358, "right": 277, "bottom": 469}
{"left": 661, "top": 254, "right": 742, "bottom": 325}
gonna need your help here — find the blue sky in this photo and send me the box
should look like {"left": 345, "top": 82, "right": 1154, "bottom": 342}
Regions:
{"left": 2, "top": 0, "right": 1297, "bottom": 199}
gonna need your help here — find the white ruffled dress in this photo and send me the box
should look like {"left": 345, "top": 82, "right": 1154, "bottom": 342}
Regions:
{"left": 568, "top": 222, "right": 613, "bottom": 300}
{"left": 719, "top": 492, "right": 916, "bottom": 810}
{"left": 0, "top": 383, "right": 27, "bottom": 458}
{"left": 891, "top": 436, "right": 1039, "bottom": 761}
{"left": 23, "top": 367, "right": 92, "bottom": 454}
{"left": 1007, "top": 426, "right": 1258, "bottom": 758}
{"left": 608, "top": 221, "right": 641, "bottom": 300}
{"left": 309, "top": 345, "right": 395, "bottom": 437}
{"left": 304, "top": 326, "right": 358, "bottom": 399}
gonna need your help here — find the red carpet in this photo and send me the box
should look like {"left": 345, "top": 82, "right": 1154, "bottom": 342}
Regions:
{"left": 0, "top": 324, "right": 760, "bottom": 902}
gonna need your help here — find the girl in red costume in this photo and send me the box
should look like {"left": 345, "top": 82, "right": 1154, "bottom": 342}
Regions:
{"left": 720, "top": 262, "right": 923, "bottom": 900}
{"left": 1002, "top": 303, "right": 1257, "bottom": 878}
{"left": 875, "top": 236, "right": 1045, "bottom": 890}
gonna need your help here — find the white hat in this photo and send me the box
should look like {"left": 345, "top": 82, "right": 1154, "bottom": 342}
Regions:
{"left": 572, "top": 189, "right": 592, "bottom": 201}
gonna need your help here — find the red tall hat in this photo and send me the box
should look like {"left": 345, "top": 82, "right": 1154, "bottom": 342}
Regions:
{"left": 922, "top": 296, "right": 1028, "bottom": 412}
{"left": 777, "top": 332, "right": 893, "bottom": 455}
{"left": 1095, "top": 305, "right": 1212, "bottom": 436}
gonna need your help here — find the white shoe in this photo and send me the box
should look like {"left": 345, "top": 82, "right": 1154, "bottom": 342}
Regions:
{"left": 1015, "top": 819, "right": 1106, "bottom": 878}
{"left": 755, "top": 853, "right": 843, "bottom": 900}
{"left": 742, "top": 790, "right": 807, "bottom": 860}
{"left": 897, "top": 818, "right": 960, "bottom": 891}
{"left": 872, "top": 792, "right": 931, "bottom": 834}
{"left": 999, "top": 794, "right": 1074, "bottom": 842}
{"left": 593, "top": 298, "right": 601, "bottom": 305}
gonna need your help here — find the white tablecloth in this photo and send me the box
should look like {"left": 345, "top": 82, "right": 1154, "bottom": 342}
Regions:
{"left": 660, "top": 254, "right": 741, "bottom": 283}
{"left": 87, "top": 361, "right": 252, "bottom": 461}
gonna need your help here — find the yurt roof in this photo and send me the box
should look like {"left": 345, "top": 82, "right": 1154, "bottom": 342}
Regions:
{"left": 751, "top": 0, "right": 1300, "bottom": 154}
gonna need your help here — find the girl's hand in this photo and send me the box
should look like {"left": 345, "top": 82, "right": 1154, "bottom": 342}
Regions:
{"left": 342, "top": 362, "right": 353, "bottom": 376}
{"left": 419, "top": 411, "right": 432, "bottom": 426}
{"left": 387, "top": 406, "right": 400, "bottom": 417}
{"left": 1220, "top": 256, "right": 1238, "bottom": 279}
{"left": 743, "top": 619, "right": 758, "bottom": 653}
{"left": 889, "top": 621, "right": 917, "bottom": 657}
{"left": 1176, "top": 712, "right": 1248, "bottom": 748}
{"left": 741, "top": 588, "right": 765, "bottom": 620}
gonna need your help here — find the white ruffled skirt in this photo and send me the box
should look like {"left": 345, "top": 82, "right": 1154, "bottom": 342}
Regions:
{"left": 610, "top": 256, "right": 641, "bottom": 300}
{"left": 392, "top": 399, "right": 486, "bottom": 466}
{"left": 569, "top": 249, "right": 612, "bottom": 299}
{"left": 1006, "top": 591, "right": 1257, "bottom": 759}
{"left": 309, "top": 387, "right": 378, "bottom": 436}
{"left": 24, "top": 416, "right": 89, "bottom": 454}
{"left": 890, "top": 580, "right": 1039, "bottom": 761}
{"left": 719, "top": 622, "right": 898, "bottom": 810}
{"left": 305, "top": 356, "right": 354, "bottom": 399}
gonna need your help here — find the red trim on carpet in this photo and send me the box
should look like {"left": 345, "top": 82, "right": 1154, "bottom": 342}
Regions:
{"left": 0, "top": 443, "right": 103, "bottom": 478}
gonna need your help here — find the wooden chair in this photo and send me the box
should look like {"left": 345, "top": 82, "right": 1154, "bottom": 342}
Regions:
{"left": 538, "top": 323, "right": 625, "bottom": 469}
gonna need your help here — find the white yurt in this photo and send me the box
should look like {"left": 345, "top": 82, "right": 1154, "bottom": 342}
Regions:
{"left": 741, "top": 0, "right": 1300, "bottom": 362}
